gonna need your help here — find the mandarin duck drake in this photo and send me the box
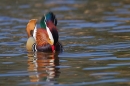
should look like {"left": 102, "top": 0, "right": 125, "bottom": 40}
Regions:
{"left": 26, "top": 12, "right": 62, "bottom": 52}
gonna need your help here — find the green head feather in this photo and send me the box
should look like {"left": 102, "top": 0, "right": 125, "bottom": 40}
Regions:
{"left": 40, "top": 16, "right": 46, "bottom": 29}
{"left": 40, "top": 12, "right": 57, "bottom": 29}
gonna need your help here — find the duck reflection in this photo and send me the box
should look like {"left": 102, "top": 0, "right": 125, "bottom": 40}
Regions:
{"left": 27, "top": 52, "right": 60, "bottom": 85}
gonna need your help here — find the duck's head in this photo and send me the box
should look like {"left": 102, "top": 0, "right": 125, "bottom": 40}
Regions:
{"left": 40, "top": 12, "right": 57, "bottom": 29}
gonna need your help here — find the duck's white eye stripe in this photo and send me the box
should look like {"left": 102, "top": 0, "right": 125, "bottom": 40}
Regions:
{"left": 46, "top": 26, "right": 54, "bottom": 43}
{"left": 33, "top": 25, "right": 37, "bottom": 40}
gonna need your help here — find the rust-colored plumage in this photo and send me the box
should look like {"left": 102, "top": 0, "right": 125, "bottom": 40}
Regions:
{"left": 36, "top": 29, "right": 48, "bottom": 46}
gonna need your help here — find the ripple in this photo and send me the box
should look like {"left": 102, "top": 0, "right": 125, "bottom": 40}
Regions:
{"left": 62, "top": 21, "right": 123, "bottom": 29}
{"left": 110, "top": 29, "right": 130, "bottom": 33}
{"left": 2, "top": 62, "right": 14, "bottom": 64}
{"left": 103, "top": 16, "right": 130, "bottom": 21}
{"left": 19, "top": 82, "right": 48, "bottom": 86}
{"left": 19, "top": 4, "right": 30, "bottom": 9}
{"left": 0, "top": 16, "right": 11, "bottom": 21}
{"left": 115, "top": 8, "right": 130, "bottom": 14}
{"left": 56, "top": 66, "right": 71, "bottom": 68}
{"left": 113, "top": 25, "right": 130, "bottom": 29}
{"left": 69, "top": 78, "right": 129, "bottom": 86}
{"left": 124, "top": 5, "right": 130, "bottom": 8}
{"left": 51, "top": 6, "right": 76, "bottom": 11}
{"left": 0, "top": 37, "right": 9, "bottom": 39}
{"left": 83, "top": 62, "right": 130, "bottom": 71}
{"left": 59, "top": 52, "right": 112, "bottom": 58}
{"left": 13, "top": 25, "right": 26, "bottom": 29}
{"left": 90, "top": 72, "right": 119, "bottom": 76}
{"left": 45, "top": 0, "right": 81, "bottom": 4}
{"left": 0, "top": 42, "right": 23, "bottom": 46}
{"left": 8, "top": 71, "right": 28, "bottom": 74}
{"left": 83, "top": 66, "right": 115, "bottom": 71}
{"left": 90, "top": 57, "right": 130, "bottom": 61}
{"left": 0, "top": 23, "right": 13, "bottom": 26}
{"left": 88, "top": 42, "right": 130, "bottom": 50}
{"left": 0, "top": 73, "right": 28, "bottom": 77}
{"left": 108, "top": 62, "right": 130, "bottom": 67}
{"left": 0, "top": 54, "right": 22, "bottom": 57}
{"left": 59, "top": 20, "right": 86, "bottom": 23}
{"left": 91, "top": 22, "right": 122, "bottom": 28}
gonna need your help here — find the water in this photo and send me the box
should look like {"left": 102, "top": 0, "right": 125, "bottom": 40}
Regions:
{"left": 0, "top": 0, "right": 130, "bottom": 86}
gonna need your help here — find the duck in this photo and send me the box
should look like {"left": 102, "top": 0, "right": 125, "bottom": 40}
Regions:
{"left": 26, "top": 12, "right": 62, "bottom": 52}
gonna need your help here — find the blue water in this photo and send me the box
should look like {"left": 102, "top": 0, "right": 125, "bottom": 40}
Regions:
{"left": 0, "top": 0, "right": 130, "bottom": 86}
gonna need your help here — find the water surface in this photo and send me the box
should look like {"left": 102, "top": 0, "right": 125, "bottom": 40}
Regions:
{"left": 0, "top": 0, "right": 130, "bottom": 86}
